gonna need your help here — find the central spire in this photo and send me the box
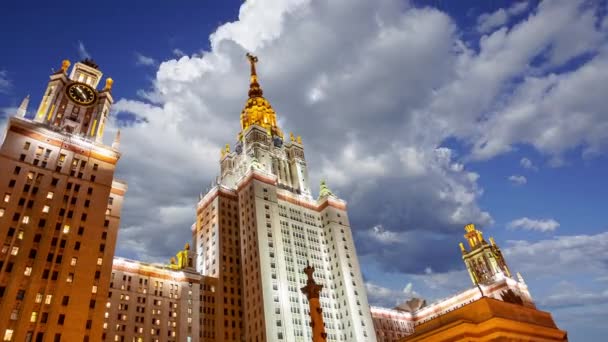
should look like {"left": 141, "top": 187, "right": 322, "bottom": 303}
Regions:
{"left": 239, "top": 53, "right": 283, "bottom": 139}
{"left": 247, "top": 53, "right": 263, "bottom": 98}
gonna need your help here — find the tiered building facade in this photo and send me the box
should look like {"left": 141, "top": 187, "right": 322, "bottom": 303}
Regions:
{"left": 0, "top": 59, "right": 126, "bottom": 341}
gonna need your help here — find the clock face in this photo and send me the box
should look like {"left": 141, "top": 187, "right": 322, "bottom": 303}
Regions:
{"left": 66, "top": 83, "right": 97, "bottom": 105}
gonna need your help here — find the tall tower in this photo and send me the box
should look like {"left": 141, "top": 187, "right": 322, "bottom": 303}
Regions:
{"left": 0, "top": 59, "right": 126, "bottom": 342}
{"left": 460, "top": 223, "right": 512, "bottom": 285}
{"left": 194, "top": 54, "right": 376, "bottom": 342}
{"left": 301, "top": 262, "right": 327, "bottom": 342}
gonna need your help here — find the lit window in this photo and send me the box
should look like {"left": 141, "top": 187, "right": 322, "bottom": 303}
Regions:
{"left": 23, "top": 142, "right": 30, "bottom": 150}
{"left": 24, "top": 267, "right": 32, "bottom": 276}
{"left": 103, "top": 322, "right": 107, "bottom": 329}
{"left": 27, "top": 172, "right": 34, "bottom": 180}
{"left": 92, "top": 286, "right": 98, "bottom": 293}
{"left": 47, "top": 192, "right": 54, "bottom": 199}
{"left": 17, "top": 231, "right": 23, "bottom": 240}
{"left": 22, "top": 216, "right": 30, "bottom": 224}
{"left": 97, "top": 258, "right": 103, "bottom": 266}
{"left": 104, "top": 312, "right": 109, "bottom": 319}
{"left": 63, "top": 225, "right": 70, "bottom": 234}
{"left": 35, "top": 146, "right": 43, "bottom": 155}
{"left": 66, "top": 273, "right": 74, "bottom": 283}
{"left": 3, "top": 329, "right": 14, "bottom": 341}
{"left": 106, "top": 302, "right": 111, "bottom": 308}
{"left": 10, "top": 247, "right": 18, "bottom": 256}
{"left": 70, "top": 257, "right": 77, "bottom": 266}
{"left": 42, "top": 205, "right": 50, "bottom": 213}
{"left": 45, "top": 295, "right": 52, "bottom": 304}
{"left": 35, "top": 293, "right": 43, "bottom": 303}
{"left": 30, "top": 311, "right": 38, "bottom": 323}
{"left": 0, "top": 208, "right": 4, "bottom": 217}
{"left": 3, "top": 194, "right": 10, "bottom": 203}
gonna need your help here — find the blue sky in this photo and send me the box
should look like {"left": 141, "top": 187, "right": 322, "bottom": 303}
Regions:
{"left": 1, "top": 1, "right": 608, "bottom": 340}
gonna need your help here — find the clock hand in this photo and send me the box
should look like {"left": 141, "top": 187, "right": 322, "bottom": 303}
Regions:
{"left": 75, "top": 87, "right": 86, "bottom": 100}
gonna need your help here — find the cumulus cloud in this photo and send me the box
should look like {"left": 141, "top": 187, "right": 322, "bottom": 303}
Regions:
{"left": 0, "top": 71, "right": 11, "bottom": 94}
{"left": 135, "top": 53, "right": 157, "bottom": 66}
{"left": 507, "top": 217, "right": 559, "bottom": 232}
{"left": 477, "top": 1, "right": 529, "bottom": 33}
{"left": 99, "top": 0, "right": 607, "bottom": 316}
{"left": 505, "top": 232, "right": 608, "bottom": 277}
{"left": 77, "top": 41, "right": 91, "bottom": 59}
{"left": 508, "top": 175, "right": 527, "bottom": 185}
{"left": 172, "top": 49, "right": 186, "bottom": 57}
{"left": 520, "top": 157, "right": 537, "bottom": 170}
{"left": 366, "top": 282, "right": 420, "bottom": 308}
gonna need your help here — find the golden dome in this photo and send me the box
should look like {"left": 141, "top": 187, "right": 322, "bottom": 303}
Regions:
{"left": 240, "top": 53, "right": 283, "bottom": 138}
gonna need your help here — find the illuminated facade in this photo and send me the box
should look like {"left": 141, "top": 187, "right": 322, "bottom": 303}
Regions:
{"left": 401, "top": 297, "right": 568, "bottom": 341}
{"left": 194, "top": 54, "right": 376, "bottom": 342}
{"left": 0, "top": 59, "right": 126, "bottom": 341}
{"left": 103, "top": 256, "right": 219, "bottom": 342}
{"left": 371, "top": 224, "right": 539, "bottom": 342}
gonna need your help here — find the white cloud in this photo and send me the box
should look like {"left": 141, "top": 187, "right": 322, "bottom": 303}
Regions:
{"left": 172, "top": 49, "right": 185, "bottom": 57}
{"left": 104, "top": 0, "right": 605, "bottom": 302}
{"left": 77, "top": 41, "right": 91, "bottom": 59}
{"left": 508, "top": 175, "right": 527, "bottom": 185}
{"left": 477, "top": 1, "right": 529, "bottom": 33}
{"left": 508, "top": 217, "right": 559, "bottom": 232}
{"left": 135, "top": 53, "right": 157, "bottom": 66}
{"left": 365, "top": 281, "right": 420, "bottom": 308}
{"left": 0, "top": 71, "right": 11, "bottom": 94}
{"left": 520, "top": 157, "right": 538, "bottom": 170}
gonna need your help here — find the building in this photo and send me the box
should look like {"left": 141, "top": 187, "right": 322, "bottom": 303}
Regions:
{"left": 103, "top": 252, "right": 217, "bottom": 342}
{"left": 193, "top": 53, "right": 377, "bottom": 342}
{"left": 371, "top": 224, "right": 565, "bottom": 342}
{"left": 0, "top": 59, "right": 126, "bottom": 341}
{"left": 401, "top": 296, "right": 568, "bottom": 341}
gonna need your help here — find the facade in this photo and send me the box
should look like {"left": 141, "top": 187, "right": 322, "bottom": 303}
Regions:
{"left": 371, "top": 224, "right": 558, "bottom": 342}
{"left": 103, "top": 256, "right": 218, "bottom": 342}
{"left": 0, "top": 59, "right": 126, "bottom": 341}
{"left": 193, "top": 54, "right": 376, "bottom": 342}
{"left": 401, "top": 297, "right": 568, "bottom": 341}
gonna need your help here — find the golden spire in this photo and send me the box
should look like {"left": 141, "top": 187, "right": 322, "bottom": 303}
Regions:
{"left": 239, "top": 53, "right": 283, "bottom": 138}
{"left": 246, "top": 53, "right": 263, "bottom": 98}
{"left": 61, "top": 59, "right": 71, "bottom": 73}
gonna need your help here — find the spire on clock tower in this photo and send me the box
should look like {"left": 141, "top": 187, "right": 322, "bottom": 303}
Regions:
{"left": 239, "top": 53, "right": 283, "bottom": 139}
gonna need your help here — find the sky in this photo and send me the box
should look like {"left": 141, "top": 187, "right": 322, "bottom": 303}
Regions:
{"left": 1, "top": 0, "right": 608, "bottom": 340}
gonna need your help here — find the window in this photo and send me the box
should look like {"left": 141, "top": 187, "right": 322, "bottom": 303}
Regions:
{"left": 10, "top": 247, "right": 18, "bottom": 256}
{"left": 70, "top": 257, "right": 77, "bottom": 266}
{"left": 62, "top": 296, "right": 69, "bottom": 306}
{"left": 47, "top": 191, "right": 54, "bottom": 199}
{"left": 92, "top": 286, "right": 98, "bottom": 294}
{"left": 3, "top": 329, "right": 14, "bottom": 341}
{"left": 22, "top": 216, "right": 30, "bottom": 224}
{"left": 35, "top": 293, "right": 43, "bottom": 303}
{"left": 23, "top": 142, "right": 30, "bottom": 150}
{"left": 51, "top": 178, "right": 58, "bottom": 186}
{"left": 30, "top": 311, "right": 38, "bottom": 323}
{"left": 45, "top": 295, "right": 52, "bottom": 304}
{"left": 24, "top": 267, "right": 32, "bottom": 276}
{"left": 97, "top": 258, "right": 103, "bottom": 266}
{"left": 66, "top": 273, "right": 74, "bottom": 283}
{"left": 3, "top": 194, "right": 9, "bottom": 203}
{"left": 62, "top": 225, "right": 70, "bottom": 234}
{"left": 57, "top": 314, "right": 65, "bottom": 325}
{"left": 42, "top": 205, "right": 50, "bottom": 213}
{"left": 0, "top": 208, "right": 4, "bottom": 217}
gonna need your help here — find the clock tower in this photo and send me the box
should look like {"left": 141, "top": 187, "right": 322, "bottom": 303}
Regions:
{"left": 34, "top": 59, "right": 113, "bottom": 141}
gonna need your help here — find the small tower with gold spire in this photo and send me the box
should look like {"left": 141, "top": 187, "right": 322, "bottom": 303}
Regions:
{"left": 460, "top": 224, "right": 512, "bottom": 285}
{"left": 301, "top": 261, "right": 327, "bottom": 342}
